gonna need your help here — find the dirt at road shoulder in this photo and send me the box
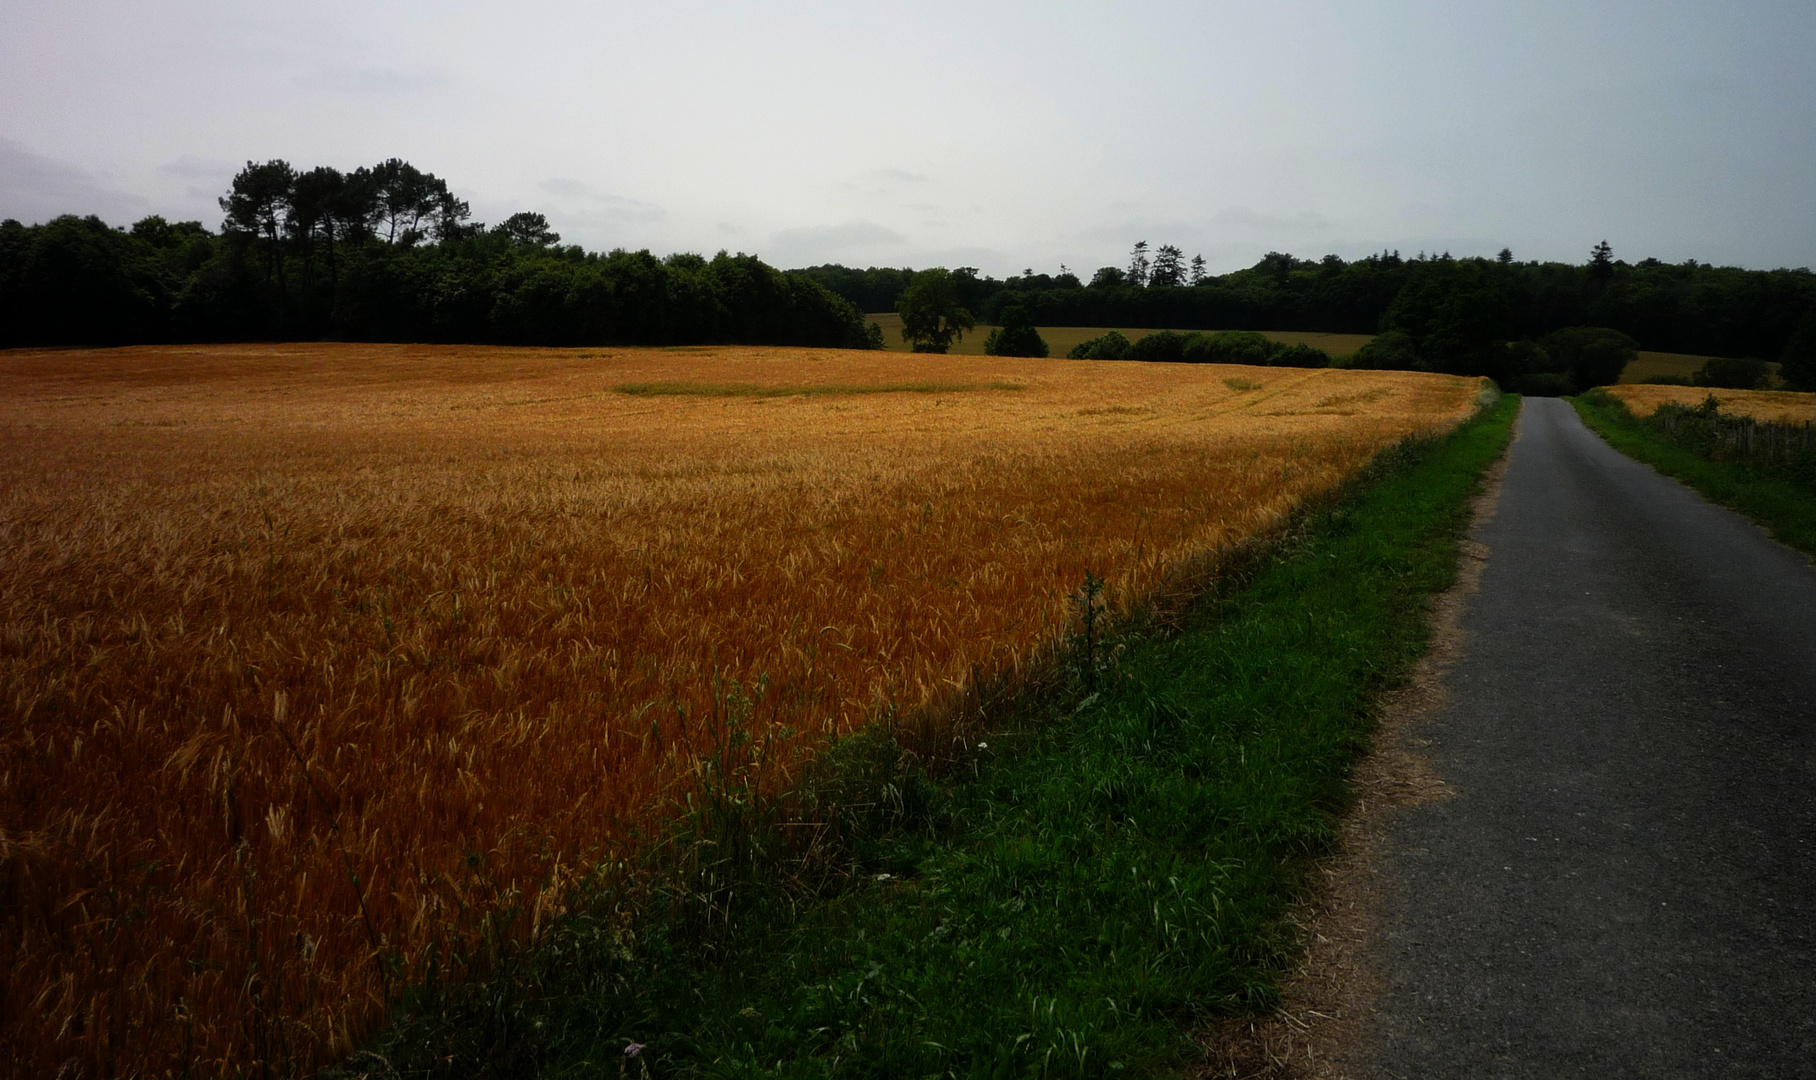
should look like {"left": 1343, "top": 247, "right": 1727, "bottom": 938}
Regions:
{"left": 1194, "top": 414, "right": 1518, "bottom": 1080}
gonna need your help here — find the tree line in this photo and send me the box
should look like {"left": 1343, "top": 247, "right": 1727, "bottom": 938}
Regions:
{"left": 8, "top": 167, "right": 1815, "bottom": 391}
{"left": 797, "top": 243, "right": 1816, "bottom": 390}
{"left": 0, "top": 159, "right": 875, "bottom": 350}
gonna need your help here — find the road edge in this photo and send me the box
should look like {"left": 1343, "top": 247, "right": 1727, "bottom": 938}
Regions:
{"left": 1198, "top": 399, "right": 1521, "bottom": 1079}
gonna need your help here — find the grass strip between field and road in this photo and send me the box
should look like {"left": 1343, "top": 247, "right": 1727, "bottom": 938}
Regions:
{"left": 355, "top": 393, "right": 1519, "bottom": 1080}
{"left": 1572, "top": 391, "right": 1816, "bottom": 559}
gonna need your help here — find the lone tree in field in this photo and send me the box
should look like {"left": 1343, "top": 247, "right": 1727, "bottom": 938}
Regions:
{"left": 982, "top": 305, "right": 1049, "bottom": 357}
{"left": 895, "top": 268, "right": 976, "bottom": 353}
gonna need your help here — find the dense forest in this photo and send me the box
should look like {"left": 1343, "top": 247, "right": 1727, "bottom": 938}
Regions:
{"left": 797, "top": 242, "right": 1816, "bottom": 388}
{"left": 0, "top": 159, "right": 874, "bottom": 350}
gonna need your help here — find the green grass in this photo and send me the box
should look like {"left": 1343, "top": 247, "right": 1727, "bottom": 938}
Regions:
{"left": 614, "top": 380, "right": 1025, "bottom": 398}
{"left": 356, "top": 395, "right": 1518, "bottom": 1080}
{"left": 1619, "top": 350, "right": 1783, "bottom": 385}
{"left": 861, "top": 314, "right": 1374, "bottom": 360}
{"left": 1572, "top": 391, "right": 1816, "bottom": 558}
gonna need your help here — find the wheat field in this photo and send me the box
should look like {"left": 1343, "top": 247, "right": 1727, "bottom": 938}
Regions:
{"left": 0, "top": 343, "right": 1482, "bottom": 1076}
{"left": 1602, "top": 383, "right": 1816, "bottom": 423}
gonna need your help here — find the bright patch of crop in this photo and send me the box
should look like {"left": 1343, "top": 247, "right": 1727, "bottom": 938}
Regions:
{"left": 1604, "top": 383, "right": 1815, "bottom": 423}
{"left": 0, "top": 342, "right": 1479, "bottom": 1077}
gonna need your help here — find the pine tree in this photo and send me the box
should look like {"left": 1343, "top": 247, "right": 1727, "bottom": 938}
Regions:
{"left": 1149, "top": 244, "right": 1185, "bottom": 287}
{"left": 1189, "top": 254, "right": 1207, "bottom": 285}
{"left": 1127, "top": 241, "right": 1150, "bottom": 288}
{"left": 1589, "top": 240, "right": 1615, "bottom": 280}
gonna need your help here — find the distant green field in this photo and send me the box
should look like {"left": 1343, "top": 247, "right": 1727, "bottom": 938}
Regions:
{"left": 861, "top": 315, "right": 1776, "bottom": 384}
{"left": 1621, "top": 350, "right": 1782, "bottom": 385}
{"left": 863, "top": 313, "right": 1372, "bottom": 359}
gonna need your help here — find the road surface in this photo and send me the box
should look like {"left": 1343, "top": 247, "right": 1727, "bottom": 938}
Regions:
{"left": 1370, "top": 396, "right": 1816, "bottom": 1078}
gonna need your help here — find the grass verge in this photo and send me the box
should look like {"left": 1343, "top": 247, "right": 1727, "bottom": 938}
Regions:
{"left": 860, "top": 315, "right": 1374, "bottom": 360}
{"left": 1572, "top": 390, "right": 1816, "bottom": 558}
{"left": 350, "top": 395, "right": 1518, "bottom": 1080}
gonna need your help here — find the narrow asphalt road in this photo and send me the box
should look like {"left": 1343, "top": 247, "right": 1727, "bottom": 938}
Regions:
{"left": 1370, "top": 397, "right": 1816, "bottom": 1078}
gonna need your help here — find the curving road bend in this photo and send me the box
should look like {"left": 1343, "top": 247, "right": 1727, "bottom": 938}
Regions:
{"left": 1370, "top": 397, "right": 1816, "bottom": 1078}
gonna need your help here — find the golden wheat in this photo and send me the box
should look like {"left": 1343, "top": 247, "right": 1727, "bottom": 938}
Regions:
{"left": 0, "top": 343, "right": 1481, "bottom": 1076}
{"left": 1603, "top": 383, "right": 1816, "bottom": 423}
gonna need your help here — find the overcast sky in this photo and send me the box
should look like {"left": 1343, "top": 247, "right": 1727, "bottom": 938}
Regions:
{"left": 3, "top": 1, "right": 1812, "bottom": 276}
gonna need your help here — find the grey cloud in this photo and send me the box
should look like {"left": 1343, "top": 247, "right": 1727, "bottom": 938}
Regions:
{"left": 159, "top": 155, "right": 238, "bottom": 201}
{"left": 766, "top": 220, "right": 916, "bottom": 268}
{"left": 539, "top": 178, "right": 594, "bottom": 199}
{"left": 772, "top": 219, "right": 904, "bottom": 247}
{"left": 160, "top": 155, "right": 237, "bottom": 179}
{"left": 0, "top": 139, "right": 148, "bottom": 225}
{"left": 297, "top": 64, "right": 452, "bottom": 96}
{"left": 1065, "top": 220, "right": 1192, "bottom": 246}
{"left": 765, "top": 228, "right": 1010, "bottom": 273}
{"left": 842, "top": 167, "right": 933, "bottom": 196}
{"left": 538, "top": 178, "right": 665, "bottom": 223}
{"left": 869, "top": 167, "right": 929, "bottom": 184}
{"left": 0, "top": 4, "right": 1804, "bottom": 276}
{"left": 903, "top": 246, "right": 1012, "bottom": 270}
{"left": 1208, "top": 207, "right": 1335, "bottom": 233}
